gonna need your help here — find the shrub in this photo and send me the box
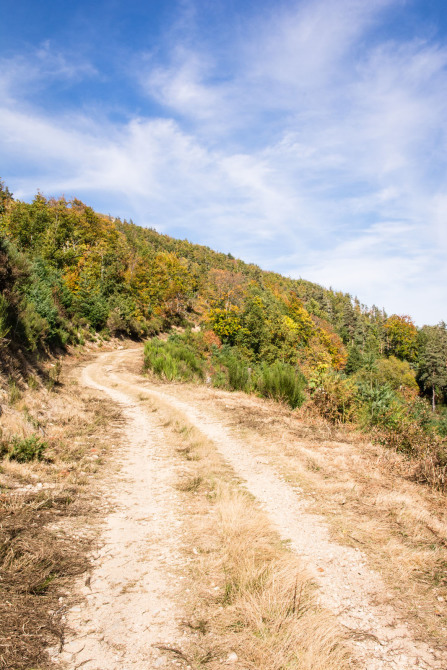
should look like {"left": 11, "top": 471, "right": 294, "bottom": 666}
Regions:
{"left": 144, "top": 336, "right": 204, "bottom": 382}
{"left": 0, "top": 293, "right": 10, "bottom": 343}
{"left": 8, "top": 378, "right": 22, "bottom": 405}
{"left": 375, "top": 356, "right": 418, "bottom": 392}
{"left": 257, "top": 362, "right": 306, "bottom": 409}
{"left": 46, "top": 361, "right": 62, "bottom": 391}
{"left": 309, "top": 371, "right": 358, "bottom": 423}
{"left": 227, "top": 356, "right": 254, "bottom": 393}
{"left": 435, "top": 410, "right": 447, "bottom": 438}
{"left": 146, "top": 315, "right": 164, "bottom": 336}
{"left": 211, "top": 348, "right": 306, "bottom": 409}
{"left": 357, "top": 383, "right": 403, "bottom": 430}
{"left": 372, "top": 421, "right": 447, "bottom": 490}
{"left": 210, "top": 347, "right": 255, "bottom": 393}
{"left": 2, "top": 435, "right": 47, "bottom": 462}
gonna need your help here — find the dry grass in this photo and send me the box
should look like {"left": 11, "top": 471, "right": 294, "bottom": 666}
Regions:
{"left": 0, "top": 353, "right": 122, "bottom": 669}
{"left": 181, "top": 385, "right": 447, "bottom": 649}
{"left": 0, "top": 490, "right": 88, "bottom": 669}
{"left": 131, "top": 385, "right": 354, "bottom": 670}
{"left": 183, "top": 485, "right": 351, "bottom": 670}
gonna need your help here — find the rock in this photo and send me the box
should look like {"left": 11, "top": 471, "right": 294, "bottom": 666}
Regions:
{"left": 226, "top": 651, "right": 238, "bottom": 663}
{"left": 154, "top": 656, "right": 167, "bottom": 667}
{"left": 63, "top": 639, "right": 85, "bottom": 655}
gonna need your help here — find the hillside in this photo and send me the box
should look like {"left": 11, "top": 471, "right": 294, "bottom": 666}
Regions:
{"left": 1, "top": 182, "right": 447, "bottom": 669}
{"left": 1, "top": 180, "right": 447, "bottom": 489}
{"left": 0, "top": 180, "right": 396, "bottom": 355}
{"left": 0, "top": 180, "right": 427, "bottom": 362}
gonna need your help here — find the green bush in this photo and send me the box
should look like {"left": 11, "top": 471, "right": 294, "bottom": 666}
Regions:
{"left": 146, "top": 315, "right": 164, "bottom": 336}
{"left": 144, "top": 336, "right": 204, "bottom": 382}
{"left": 211, "top": 347, "right": 306, "bottom": 408}
{"left": 357, "top": 383, "right": 403, "bottom": 430}
{"left": 256, "top": 361, "right": 306, "bottom": 409}
{"left": 0, "top": 293, "right": 10, "bottom": 342}
{"left": 210, "top": 347, "right": 254, "bottom": 393}
{"left": 227, "top": 356, "right": 254, "bottom": 393}
{"left": 20, "top": 301, "right": 50, "bottom": 351}
{"left": 310, "top": 371, "right": 358, "bottom": 423}
{"left": 2, "top": 435, "right": 47, "bottom": 462}
{"left": 435, "top": 410, "right": 447, "bottom": 438}
{"left": 8, "top": 378, "right": 22, "bottom": 405}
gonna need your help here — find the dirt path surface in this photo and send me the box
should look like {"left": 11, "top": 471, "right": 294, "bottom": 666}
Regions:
{"left": 56, "top": 352, "right": 190, "bottom": 670}
{"left": 64, "top": 347, "right": 446, "bottom": 670}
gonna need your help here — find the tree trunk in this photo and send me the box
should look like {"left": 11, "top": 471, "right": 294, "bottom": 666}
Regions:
{"left": 432, "top": 384, "right": 436, "bottom": 412}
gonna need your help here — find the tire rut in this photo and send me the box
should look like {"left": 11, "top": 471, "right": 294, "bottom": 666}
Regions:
{"left": 54, "top": 353, "right": 190, "bottom": 670}
{"left": 109, "top": 347, "right": 446, "bottom": 670}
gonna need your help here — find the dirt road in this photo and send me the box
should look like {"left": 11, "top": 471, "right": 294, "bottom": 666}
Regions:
{"left": 56, "top": 352, "right": 190, "bottom": 669}
{"left": 60, "top": 347, "right": 446, "bottom": 670}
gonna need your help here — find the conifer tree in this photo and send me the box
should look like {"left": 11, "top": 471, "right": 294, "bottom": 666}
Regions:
{"left": 418, "top": 323, "right": 447, "bottom": 411}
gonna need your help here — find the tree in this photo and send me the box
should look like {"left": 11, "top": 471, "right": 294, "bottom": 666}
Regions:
{"left": 418, "top": 323, "right": 447, "bottom": 411}
{"left": 384, "top": 314, "right": 418, "bottom": 361}
{"left": 0, "top": 179, "right": 13, "bottom": 216}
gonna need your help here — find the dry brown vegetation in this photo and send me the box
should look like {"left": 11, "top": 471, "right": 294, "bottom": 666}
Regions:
{"left": 177, "top": 384, "right": 447, "bottom": 651}
{"left": 0, "top": 351, "right": 122, "bottom": 670}
{"left": 133, "top": 389, "right": 354, "bottom": 670}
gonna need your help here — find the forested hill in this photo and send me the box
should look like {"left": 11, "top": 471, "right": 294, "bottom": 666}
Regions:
{"left": 0, "top": 182, "right": 396, "bottom": 353}
{"left": 0, "top": 181, "right": 446, "bottom": 409}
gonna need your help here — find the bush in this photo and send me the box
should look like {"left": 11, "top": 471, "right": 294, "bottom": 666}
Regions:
{"left": 435, "top": 410, "right": 447, "bottom": 438}
{"left": 212, "top": 348, "right": 306, "bottom": 409}
{"left": 227, "top": 356, "right": 254, "bottom": 393}
{"left": 372, "top": 420, "right": 447, "bottom": 490}
{"left": 257, "top": 362, "right": 306, "bottom": 409}
{"left": 8, "top": 378, "right": 22, "bottom": 405}
{"left": 1, "top": 435, "right": 47, "bottom": 462}
{"left": 210, "top": 347, "right": 254, "bottom": 393}
{"left": 375, "top": 356, "right": 418, "bottom": 391}
{"left": 357, "top": 383, "right": 403, "bottom": 430}
{"left": 310, "top": 372, "right": 358, "bottom": 423}
{"left": 144, "top": 336, "right": 204, "bottom": 382}
{"left": 146, "top": 315, "right": 164, "bottom": 336}
{"left": 0, "top": 293, "right": 10, "bottom": 343}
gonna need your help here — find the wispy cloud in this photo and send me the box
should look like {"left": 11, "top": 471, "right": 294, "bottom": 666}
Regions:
{"left": 1, "top": 1, "right": 447, "bottom": 324}
{"left": 0, "top": 42, "right": 97, "bottom": 104}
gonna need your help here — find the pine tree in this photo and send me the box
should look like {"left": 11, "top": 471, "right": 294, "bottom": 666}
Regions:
{"left": 418, "top": 323, "right": 447, "bottom": 411}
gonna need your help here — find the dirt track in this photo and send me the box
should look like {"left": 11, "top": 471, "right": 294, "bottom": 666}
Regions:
{"left": 59, "top": 347, "right": 446, "bottom": 670}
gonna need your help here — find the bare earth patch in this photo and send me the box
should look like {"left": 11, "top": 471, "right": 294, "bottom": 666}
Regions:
{"left": 54, "top": 357, "right": 192, "bottom": 669}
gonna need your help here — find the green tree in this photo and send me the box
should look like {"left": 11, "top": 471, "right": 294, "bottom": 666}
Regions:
{"left": 418, "top": 323, "right": 447, "bottom": 411}
{"left": 0, "top": 179, "right": 13, "bottom": 217}
{"left": 384, "top": 315, "right": 418, "bottom": 361}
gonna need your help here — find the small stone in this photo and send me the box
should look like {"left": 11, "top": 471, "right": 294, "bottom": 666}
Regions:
{"left": 63, "top": 640, "right": 85, "bottom": 655}
{"left": 154, "top": 655, "right": 167, "bottom": 667}
{"left": 227, "top": 651, "right": 238, "bottom": 663}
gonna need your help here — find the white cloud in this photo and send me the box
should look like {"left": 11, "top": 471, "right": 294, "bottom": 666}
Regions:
{"left": 1, "top": 0, "right": 447, "bottom": 325}
{"left": 142, "top": 48, "right": 223, "bottom": 120}
{"left": 0, "top": 42, "right": 97, "bottom": 104}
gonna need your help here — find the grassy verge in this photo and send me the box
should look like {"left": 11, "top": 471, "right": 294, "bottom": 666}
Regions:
{"left": 134, "top": 389, "right": 353, "bottom": 670}
{"left": 144, "top": 334, "right": 307, "bottom": 409}
{"left": 0, "top": 356, "right": 121, "bottom": 669}
{"left": 144, "top": 333, "right": 447, "bottom": 491}
{"left": 198, "top": 387, "right": 447, "bottom": 650}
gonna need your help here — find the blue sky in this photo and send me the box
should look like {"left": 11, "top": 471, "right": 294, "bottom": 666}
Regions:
{"left": 1, "top": 0, "right": 447, "bottom": 325}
